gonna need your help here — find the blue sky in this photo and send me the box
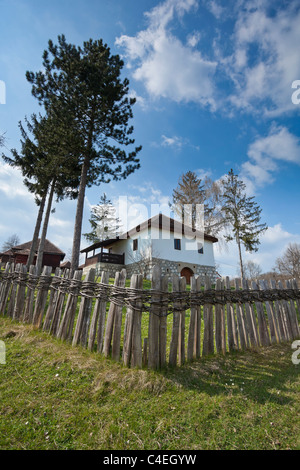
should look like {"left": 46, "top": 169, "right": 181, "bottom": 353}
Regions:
{"left": 0, "top": 0, "right": 300, "bottom": 276}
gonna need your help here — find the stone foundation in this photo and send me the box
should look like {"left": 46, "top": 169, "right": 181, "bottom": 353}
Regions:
{"left": 83, "top": 258, "right": 216, "bottom": 285}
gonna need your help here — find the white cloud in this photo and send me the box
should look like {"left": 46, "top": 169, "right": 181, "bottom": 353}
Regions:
{"left": 207, "top": 0, "right": 225, "bottom": 19}
{"left": 0, "top": 163, "right": 34, "bottom": 201}
{"left": 116, "top": 0, "right": 217, "bottom": 109}
{"left": 226, "top": 2, "right": 300, "bottom": 116}
{"left": 241, "top": 125, "right": 300, "bottom": 193}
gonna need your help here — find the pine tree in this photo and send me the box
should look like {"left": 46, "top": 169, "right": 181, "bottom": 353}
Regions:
{"left": 83, "top": 193, "right": 121, "bottom": 244}
{"left": 2, "top": 112, "right": 81, "bottom": 273}
{"left": 26, "top": 35, "right": 142, "bottom": 272}
{"left": 220, "top": 169, "right": 267, "bottom": 280}
{"left": 171, "top": 171, "right": 206, "bottom": 229}
{"left": 170, "top": 171, "right": 225, "bottom": 236}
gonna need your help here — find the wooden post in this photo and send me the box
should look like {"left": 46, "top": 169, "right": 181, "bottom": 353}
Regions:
{"left": 23, "top": 265, "right": 37, "bottom": 323}
{"left": 0, "top": 263, "right": 11, "bottom": 315}
{"left": 88, "top": 271, "right": 109, "bottom": 352}
{"left": 131, "top": 273, "right": 144, "bottom": 368}
{"left": 111, "top": 269, "right": 127, "bottom": 361}
{"left": 202, "top": 276, "right": 214, "bottom": 356}
{"left": 187, "top": 276, "right": 197, "bottom": 361}
{"left": 12, "top": 264, "right": 28, "bottom": 321}
{"left": 178, "top": 276, "right": 186, "bottom": 366}
{"left": 7, "top": 264, "right": 21, "bottom": 318}
{"left": 195, "top": 276, "right": 202, "bottom": 359}
{"left": 72, "top": 268, "right": 96, "bottom": 348}
{"left": 291, "top": 279, "right": 300, "bottom": 331}
{"left": 158, "top": 274, "right": 169, "bottom": 368}
{"left": 270, "top": 278, "right": 287, "bottom": 342}
{"left": 285, "top": 280, "right": 300, "bottom": 338}
{"left": 225, "top": 276, "right": 239, "bottom": 351}
{"left": 148, "top": 265, "right": 161, "bottom": 370}
{"left": 103, "top": 270, "right": 126, "bottom": 358}
{"left": 57, "top": 270, "right": 83, "bottom": 342}
{"left": 259, "top": 279, "right": 280, "bottom": 344}
{"left": 251, "top": 280, "right": 271, "bottom": 347}
{"left": 242, "top": 279, "right": 259, "bottom": 347}
{"left": 215, "top": 278, "right": 226, "bottom": 355}
{"left": 169, "top": 273, "right": 180, "bottom": 367}
{"left": 49, "top": 269, "right": 70, "bottom": 336}
{"left": 234, "top": 278, "right": 249, "bottom": 350}
{"left": 122, "top": 274, "right": 138, "bottom": 367}
{"left": 277, "top": 280, "right": 293, "bottom": 340}
{"left": 32, "top": 266, "right": 52, "bottom": 328}
{"left": 42, "top": 268, "right": 62, "bottom": 332}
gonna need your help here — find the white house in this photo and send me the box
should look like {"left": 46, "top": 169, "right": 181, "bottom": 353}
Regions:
{"left": 80, "top": 214, "right": 218, "bottom": 284}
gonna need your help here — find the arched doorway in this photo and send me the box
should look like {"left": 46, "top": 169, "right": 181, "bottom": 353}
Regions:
{"left": 180, "top": 267, "right": 194, "bottom": 284}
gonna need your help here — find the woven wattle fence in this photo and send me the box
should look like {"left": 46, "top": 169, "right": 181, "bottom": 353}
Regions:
{"left": 0, "top": 262, "right": 299, "bottom": 369}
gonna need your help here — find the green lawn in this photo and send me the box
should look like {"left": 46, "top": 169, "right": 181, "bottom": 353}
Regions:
{"left": 0, "top": 316, "right": 299, "bottom": 450}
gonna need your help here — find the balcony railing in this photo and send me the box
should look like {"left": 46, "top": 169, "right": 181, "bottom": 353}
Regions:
{"left": 85, "top": 252, "right": 125, "bottom": 266}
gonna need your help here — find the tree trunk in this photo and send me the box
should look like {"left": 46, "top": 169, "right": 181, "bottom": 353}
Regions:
{"left": 70, "top": 155, "right": 90, "bottom": 273}
{"left": 26, "top": 193, "right": 47, "bottom": 269}
{"left": 36, "top": 179, "right": 56, "bottom": 275}
{"left": 237, "top": 235, "right": 244, "bottom": 280}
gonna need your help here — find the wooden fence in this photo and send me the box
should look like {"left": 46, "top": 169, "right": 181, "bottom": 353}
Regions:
{"left": 0, "top": 262, "right": 299, "bottom": 369}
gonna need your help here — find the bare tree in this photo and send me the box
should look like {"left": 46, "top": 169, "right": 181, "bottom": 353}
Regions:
{"left": 127, "top": 238, "right": 161, "bottom": 279}
{"left": 2, "top": 234, "right": 20, "bottom": 252}
{"left": 243, "top": 260, "right": 262, "bottom": 280}
{"left": 275, "top": 243, "right": 300, "bottom": 280}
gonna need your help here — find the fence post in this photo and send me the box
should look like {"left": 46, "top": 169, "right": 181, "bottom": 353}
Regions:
{"left": 251, "top": 280, "right": 271, "bottom": 347}
{"left": 130, "top": 273, "right": 144, "bottom": 368}
{"left": 23, "top": 265, "right": 38, "bottom": 323}
{"left": 169, "top": 273, "right": 180, "bottom": 367}
{"left": 32, "top": 266, "right": 53, "bottom": 328}
{"left": 178, "top": 276, "right": 186, "bottom": 366}
{"left": 0, "top": 263, "right": 11, "bottom": 315}
{"left": 57, "top": 269, "right": 83, "bottom": 342}
{"left": 187, "top": 275, "right": 197, "bottom": 361}
{"left": 202, "top": 276, "right": 214, "bottom": 356}
{"left": 7, "top": 264, "right": 21, "bottom": 318}
{"left": 277, "top": 280, "right": 293, "bottom": 340}
{"left": 195, "top": 276, "right": 202, "bottom": 359}
{"left": 111, "top": 269, "right": 127, "bottom": 362}
{"left": 242, "top": 279, "right": 259, "bottom": 347}
{"left": 225, "top": 276, "right": 239, "bottom": 351}
{"left": 42, "top": 268, "right": 62, "bottom": 332}
{"left": 88, "top": 270, "right": 109, "bottom": 352}
{"left": 148, "top": 265, "right": 161, "bottom": 370}
{"left": 158, "top": 274, "right": 169, "bottom": 368}
{"left": 285, "top": 280, "right": 300, "bottom": 338}
{"left": 12, "top": 264, "right": 28, "bottom": 321}
{"left": 49, "top": 269, "right": 70, "bottom": 336}
{"left": 123, "top": 273, "right": 138, "bottom": 367}
{"left": 72, "top": 268, "right": 96, "bottom": 348}
{"left": 215, "top": 278, "right": 226, "bottom": 355}
{"left": 234, "top": 278, "right": 249, "bottom": 350}
{"left": 259, "top": 279, "right": 280, "bottom": 344}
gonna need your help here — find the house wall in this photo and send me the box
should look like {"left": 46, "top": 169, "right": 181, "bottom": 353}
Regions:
{"left": 110, "top": 226, "right": 215, "bottom": 268}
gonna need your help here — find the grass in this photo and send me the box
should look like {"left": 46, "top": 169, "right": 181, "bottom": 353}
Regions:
{"left": 0, "top": 316, "right": 299, "bottom": 450}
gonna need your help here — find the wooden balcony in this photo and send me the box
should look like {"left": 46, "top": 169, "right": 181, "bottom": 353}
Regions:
{"left": 85, "top": 252, "right": 125, "bottom": 266}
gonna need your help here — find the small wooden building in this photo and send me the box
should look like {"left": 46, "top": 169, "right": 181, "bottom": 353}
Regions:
{"left": 0, "top": 239, "right": 65, "bottom": 270}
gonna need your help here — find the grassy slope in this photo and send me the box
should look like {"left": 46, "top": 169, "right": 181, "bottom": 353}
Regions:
{"left": 0, "top": 316, "right": 299, "bottom": 450}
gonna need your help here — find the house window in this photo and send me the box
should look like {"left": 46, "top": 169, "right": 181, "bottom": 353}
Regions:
{"left": 197, "top": 243, "right": 204, "bottom": 254}
{"left": 174, "top": 239, "right": 181, "bottom": 250}
{"left": 133, "top": 239, "right": 138, "bottom": 251}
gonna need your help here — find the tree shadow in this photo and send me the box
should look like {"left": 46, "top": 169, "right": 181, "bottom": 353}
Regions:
{"left": 159, "top": 343, "right": 298, "bottom": 406}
